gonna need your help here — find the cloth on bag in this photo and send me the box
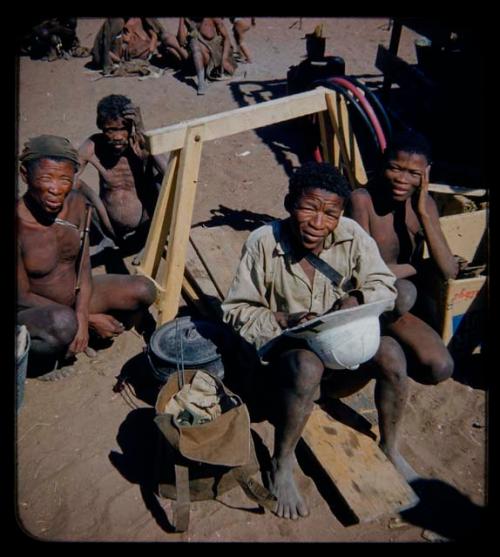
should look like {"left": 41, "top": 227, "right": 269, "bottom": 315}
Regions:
{"left": 163, "top": 370, "right": 222, "bottom": 425}
{"left": 20, "top": 135, "right": 79, "bottom": 166}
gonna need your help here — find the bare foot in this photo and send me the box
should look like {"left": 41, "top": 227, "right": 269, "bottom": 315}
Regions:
{"left": 197, "top": 80, "right": 208, "bottom": 95}
{"left": 381, "top": 446, "right": 420, "bottom": 482}
{"left": 268, "top": 457, "right": 309, "bottom": 519}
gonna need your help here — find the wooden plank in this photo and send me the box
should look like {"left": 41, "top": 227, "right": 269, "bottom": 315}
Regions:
{"left": 145, "top": 88, "right": 328, "bottom": 155}
{"left": 325, "top": 92, "right": 357, "bottom": 189}
{"left": 137, "top": 150, "right": 179, "bottom": 278}
{"left": 428, "top": 183, "right": 486, "bottom": 197}
{"left": 337, "top": 91, "right": 368, "bottom": 186}
{"left": 302, "top": 405, "right": 418, "bottom": 523}
{"left": 317, "top": 111, "right": 331, "bottom": 164}
{"left": 157, "top": 124, "right": 205, "bottom": 324}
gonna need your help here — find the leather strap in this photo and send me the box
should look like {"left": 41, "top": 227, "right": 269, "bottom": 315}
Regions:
{"left": 174, "top": 463, "right": 191, "bottom": 532}
{"left": 304, "top": 251, "right": 355, "bottom": 292}
{"left": 232, "top": 467, "right": 277, "bottom": 513}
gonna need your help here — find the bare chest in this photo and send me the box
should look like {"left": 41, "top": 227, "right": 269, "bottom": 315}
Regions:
{"left": 370, "top": 209, "right": 421, "bottom": 263}
{"left": 20, "top": 222, "right": 81, "bottom": 278}
{"left": 95, "top": 155, "right": 141, "bottom": 193}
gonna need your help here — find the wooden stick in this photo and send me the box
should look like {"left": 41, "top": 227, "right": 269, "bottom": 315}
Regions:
{"left": 75, "top": 204, "right": 93, "bottom": 292}
{"left": 324, "top": 92, "right": 357, "bottom": 189}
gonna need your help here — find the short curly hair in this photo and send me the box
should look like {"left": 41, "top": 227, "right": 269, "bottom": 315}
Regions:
{"left": 383, "top": 131, "right": 432, "bottom": 165}
{"left": 288, "top": 162, "right": 352, "bottom": 202}
{"left": 96, "top": 94, "right": 132, "bottom": 130}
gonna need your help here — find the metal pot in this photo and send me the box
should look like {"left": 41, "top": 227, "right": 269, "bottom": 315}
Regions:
{"left": 147, "top": 316, "right": 229, "bottom": 383}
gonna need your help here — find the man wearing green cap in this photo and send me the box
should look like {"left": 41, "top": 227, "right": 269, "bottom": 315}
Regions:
{"left": 17, "top": 135, "right": 157, "bottom": 379}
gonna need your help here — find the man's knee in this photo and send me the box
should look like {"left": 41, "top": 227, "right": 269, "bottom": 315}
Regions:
{"left": 34, "top": 306, "right": 78, "bottom": 352}
{"left": 394, "top": 279, "right": 417, "bottom": 316}
{"left": 421, "top": 353, "right": 454, "bottom": 384}
{"left": 131, "top": 276, "right": 157, "bottom": 307}
{"left": 279, "top": 349, "right": 324, "bottom": 395}
{"left": 373, "top": 336, "right": 407, "bottom": 384}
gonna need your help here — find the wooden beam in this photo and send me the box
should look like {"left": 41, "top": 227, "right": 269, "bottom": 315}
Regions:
{"left": 157, "top": 124, "right": 205, "bottom": 324}
{"left": 137, "top": 151, "right": 179, "bottom": 277}
{"left": 145, "top": 88, "right": 328, "bottom": 155}
{"left": 302, "top": 405, "right": 418, "bottom": 523}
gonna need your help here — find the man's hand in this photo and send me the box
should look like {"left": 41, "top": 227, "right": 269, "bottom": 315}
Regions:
{"left": 416, "top": 166, "right": 431, "bottom": 218}
{"left": 330, "top": 295, "right": 360, "bottom": 312}
{"left": 123, "top": 103, "right": 147, "bottom": 155}
{"left": 274, "top": 311, "right": 318, "bottom": 329}
{"left": 66, "top": 322, "right": 89, "bottom": 357}
{"left": 122, "top": 103, "right": 145, "bottom": 132}
{"left": 88, "top": 314, "right": 125, "bottom": 339}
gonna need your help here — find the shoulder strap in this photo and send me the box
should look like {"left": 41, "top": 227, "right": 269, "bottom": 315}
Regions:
{"left": 174, "top": 463, "right": 191, "bottom": 532}
{"left": 304, "top": 251, "right": 355, "bottom": 292}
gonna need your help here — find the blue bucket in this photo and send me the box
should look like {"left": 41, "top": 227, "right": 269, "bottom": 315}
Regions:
{"left": 16, "top": 326, "right": 30, "bottom": 412}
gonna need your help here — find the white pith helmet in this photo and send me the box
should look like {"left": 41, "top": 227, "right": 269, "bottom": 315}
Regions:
{"left": 287, "top": 298, "right": 394, "bottom": 370}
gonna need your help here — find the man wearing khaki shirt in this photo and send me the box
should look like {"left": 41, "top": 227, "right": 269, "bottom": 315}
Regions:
{"left": 223, "top": 162, "right": 416, "bottom": 520}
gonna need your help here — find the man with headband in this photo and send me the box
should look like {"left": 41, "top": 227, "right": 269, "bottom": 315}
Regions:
{"left": 17, "top": 135, "right": 157, "bottom": 380}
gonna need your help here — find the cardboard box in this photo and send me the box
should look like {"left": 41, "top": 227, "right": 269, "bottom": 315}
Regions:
{"left": 429, "top": 209, "right": 488, "bottom": 354}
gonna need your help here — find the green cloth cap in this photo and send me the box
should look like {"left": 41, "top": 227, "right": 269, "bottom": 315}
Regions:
{"left": 19, "top": 135, "right": 79, "bottom": 166}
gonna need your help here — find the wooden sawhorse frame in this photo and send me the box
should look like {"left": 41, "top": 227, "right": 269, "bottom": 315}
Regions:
{"left": 136, "top": 86, "right": 368, "bottom": 324}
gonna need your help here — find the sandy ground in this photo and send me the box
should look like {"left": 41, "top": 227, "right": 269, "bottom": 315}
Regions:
{"left": 15, "top": 18, "right": 487, "bottom": 543}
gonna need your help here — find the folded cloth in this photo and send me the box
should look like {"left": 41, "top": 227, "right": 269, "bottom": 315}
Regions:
{"left": 165, "top": 370, "right": 222, "bottom": 425}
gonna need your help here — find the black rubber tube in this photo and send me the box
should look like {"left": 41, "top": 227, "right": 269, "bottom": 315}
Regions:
{"left": 343, "top": 76, "right": 393, "bottom": 143}
{"left": 312, "top": 78, "right": 381, "bottom": 155}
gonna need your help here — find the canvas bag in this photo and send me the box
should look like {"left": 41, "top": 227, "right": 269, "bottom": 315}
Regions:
{"left": 154, "top": 368, "right": 276, "bottom": 532}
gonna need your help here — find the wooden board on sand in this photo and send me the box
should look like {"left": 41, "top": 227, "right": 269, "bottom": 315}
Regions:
{"left": 302, "top": 403, "right": 418, "bottom": 523}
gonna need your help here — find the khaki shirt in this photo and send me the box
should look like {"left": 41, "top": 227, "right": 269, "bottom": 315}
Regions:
{"left": 222, "top": 217, "right": 396, "bottom": 352}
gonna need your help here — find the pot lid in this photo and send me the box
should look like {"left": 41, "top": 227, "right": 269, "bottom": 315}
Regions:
{"left": 149, "top": 316, "right": 227, "bottom": 367}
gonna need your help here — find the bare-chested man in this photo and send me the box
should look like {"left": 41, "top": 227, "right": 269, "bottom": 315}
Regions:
{"left": 77, "top": 94, "right": 167, "bottom": 257}
{"left": 17, "top": 135, "right": 157, "bottom": 379}
{"left": 348, "top": 131, "right": 456, "bottom": 384}
{"left": 171, "top": 17, "right": 237, "bottom": 95}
